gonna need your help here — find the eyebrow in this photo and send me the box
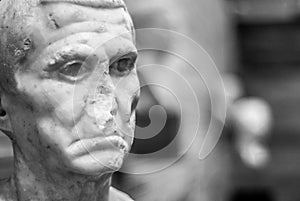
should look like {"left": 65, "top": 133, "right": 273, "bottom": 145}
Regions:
{"left": 40, "top": 0, "right": 126, "bottom": 8}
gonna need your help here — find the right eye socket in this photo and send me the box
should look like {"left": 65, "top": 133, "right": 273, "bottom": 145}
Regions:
{"left": 58, "top": 60, "right": 89, "bottom": 82}
{"left": 59, "top": 61, "right": 83, "bottom": 77}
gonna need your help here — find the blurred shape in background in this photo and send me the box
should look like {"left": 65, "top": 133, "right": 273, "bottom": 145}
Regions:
{"left": 230, "top": 97, "right": 272, "bottom": 168}
{"left": 114, "top": 0, "right": 273, "bottom": 201}
{"left": 230, "top": 0, "right": 300, "bottom": 201}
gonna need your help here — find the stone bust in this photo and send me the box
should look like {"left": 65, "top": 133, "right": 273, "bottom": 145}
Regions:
{"left": 0, "top": 0, "right": 139, "bottom": 200}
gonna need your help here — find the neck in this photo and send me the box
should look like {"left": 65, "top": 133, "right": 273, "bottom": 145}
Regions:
{"left": 10, "top": 145, "right": 111, "bottom": 201}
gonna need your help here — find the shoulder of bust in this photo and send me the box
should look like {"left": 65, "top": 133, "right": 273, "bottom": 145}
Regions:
{"left": 109, "top": 187, "right": 134, "bottom": 201}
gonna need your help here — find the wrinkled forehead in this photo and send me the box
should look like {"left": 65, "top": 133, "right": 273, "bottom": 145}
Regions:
{"left": 40, "top": 0, "right": 126, "bottom": 8}
{"left": 1, "top": 0, "right": 129, "bottom": 23}
{"left": 0, "top": 0, "right": 133, "bottom": 42}
{"left": 0, "top": 0, "right": 134, "bottom": 50}
{"left": 31, "top": 0, "right": 134, "bottom": 44}
{"left": 25, "top": 0, "right": 132, "bottom": 35}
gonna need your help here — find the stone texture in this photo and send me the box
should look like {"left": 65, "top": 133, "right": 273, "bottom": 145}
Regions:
{"left": 0, "top": 0, "right": 138, "bottom": 200}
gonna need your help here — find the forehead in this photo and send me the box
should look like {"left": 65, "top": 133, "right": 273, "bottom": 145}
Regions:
{"left": 0, "top": 0, "right": 133, "bottom": 52}
{"left": 27, "top": 2, "right": 135, "bottom": 63}
{"left": 40, "top": 0, "right": 126, "bottom": 8}
{"left": 9, "top": 0, "right": 134, "bottom": 65}
{"left": 30, "top": 0, "right": 133, "bottom": 40}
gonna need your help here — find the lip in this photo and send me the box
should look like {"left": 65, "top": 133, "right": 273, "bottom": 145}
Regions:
{"left": 67, "top": 135, "right": 129, "bottom": 158}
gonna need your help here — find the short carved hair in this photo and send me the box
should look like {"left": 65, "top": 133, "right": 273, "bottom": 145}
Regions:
{"left": 0, "top": 0, "right": 38, "bottom": 93}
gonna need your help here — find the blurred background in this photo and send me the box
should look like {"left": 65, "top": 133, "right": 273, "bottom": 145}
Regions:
{"left": 2, "top": 0, "right": 300, "bottom": 201}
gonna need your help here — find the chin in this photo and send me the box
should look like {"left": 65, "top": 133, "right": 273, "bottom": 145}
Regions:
{"left": 65, "top": 150, "right": 126, "bottom": 176}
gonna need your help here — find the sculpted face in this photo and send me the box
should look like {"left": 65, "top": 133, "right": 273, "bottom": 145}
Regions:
{"left": 0, "top": 0, "right": 139, "bottom": 175}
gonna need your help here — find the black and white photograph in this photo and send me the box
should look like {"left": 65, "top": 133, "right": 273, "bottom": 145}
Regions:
{"left": 0, "top": 0, "right": 299, "bottom": 201}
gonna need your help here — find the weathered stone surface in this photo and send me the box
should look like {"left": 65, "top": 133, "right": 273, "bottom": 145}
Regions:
{"left": 0, "top": 0, "right": 138, "bottom": 200}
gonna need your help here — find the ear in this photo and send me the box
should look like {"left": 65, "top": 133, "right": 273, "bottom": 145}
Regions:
{"left": 0, "top": 95, "right": 13, "bottom": 135}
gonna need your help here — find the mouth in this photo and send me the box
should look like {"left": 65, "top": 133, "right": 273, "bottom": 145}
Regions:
{"left": 67, "top": 134, "right": 129, "bottom": 158}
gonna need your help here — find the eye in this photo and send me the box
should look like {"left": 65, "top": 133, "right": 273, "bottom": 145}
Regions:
{"left": 110, "top": 53, "right": 137, "bottom": 76}
{"left": 59, "top": 60, "right": 88, "bottom": 81}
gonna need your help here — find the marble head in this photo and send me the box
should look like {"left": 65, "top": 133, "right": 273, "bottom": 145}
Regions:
{"left": 0, "top": 0, "right": 139, "bottom": 176}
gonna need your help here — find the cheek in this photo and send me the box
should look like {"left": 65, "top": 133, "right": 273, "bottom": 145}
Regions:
{"left": 28, "top": 80, "right": 87, "bottom": 127}
{"left": 54, "top": 96, "right": 86, "bottom": 127}
{"left": 8, "top": 105, "right": 37, "bottom": 143}
{"left": 36, "top": 117, "right": 74, "bottom": 153}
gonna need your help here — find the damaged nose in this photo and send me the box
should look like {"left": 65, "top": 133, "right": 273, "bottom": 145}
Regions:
{"left": 85, "top": 76, "right": 118, "bottom": 130}
{"left": 86, "top": 94, "right": 118, "bottom": 130}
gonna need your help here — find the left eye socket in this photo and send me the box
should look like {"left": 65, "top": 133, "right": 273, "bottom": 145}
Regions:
{"left": 59, "top": 60, "right": 88, "bottom": 81}
{"left": 110, "top": 53, "right": 137, "bottom": 76}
